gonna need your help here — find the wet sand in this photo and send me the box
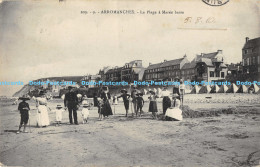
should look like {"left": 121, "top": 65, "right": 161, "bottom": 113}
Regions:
{"left": 0, "top": 94, "right": 260, "bottom": 167}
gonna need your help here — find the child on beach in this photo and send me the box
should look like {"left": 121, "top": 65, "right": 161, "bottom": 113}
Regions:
{"left": 17, "top": 97, "right": 30, "bottom": 133}
{"left": 117, "top": 89, "right": 131, "bottom": 117}
{"left": 98, "top": 98, "right": 104, "bottom": 121}
{"left": 52, "top": 104, "right": 64, "bottom": 126}
{"left": 136, "top": 93, "right": 144, "bottom": 117}
{"left": 148, "top": 90, "right": 158, "bottom": 119}
{"left": 81, "top": 101, "right": 90, "bottom": 124}
{"left": 113, "top": 94, "right": 118, "bottom": 105}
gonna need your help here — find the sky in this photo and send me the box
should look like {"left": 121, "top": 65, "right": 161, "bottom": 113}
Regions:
{"left": 0, "top": 0, "right": 259, "bottom": 96}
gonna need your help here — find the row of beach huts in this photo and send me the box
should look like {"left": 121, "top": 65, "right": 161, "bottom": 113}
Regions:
{"left": 190, "top": 83, "right": 260, "bottom": 94}
{"left": 138, "top": 83, "right": 260, "bottom": 95}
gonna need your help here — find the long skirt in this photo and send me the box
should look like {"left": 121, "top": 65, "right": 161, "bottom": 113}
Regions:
{"left": 37, "top": 105, "right": 50, "bottom": 126}
{"left": 123, "top": 100, "right": 129, "bottom": 110}
{"left": 101, "top": 100, "right": 113, "bottom": 117}
{"left": 149, "top": 101, "right": 158, "bottom": 112}
{"left": 162, "top": 96, "right": 171, "bottom": 115}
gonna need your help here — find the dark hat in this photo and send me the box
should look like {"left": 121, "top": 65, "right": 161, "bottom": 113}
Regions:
{"left": 121, "top": 89, "right": 127, "bottom": 93}
{"left": 102, "top": 86, "right": 108, "bottom": 90}
{"left": 83, "top": 103, "right": 89, "bottom": 107}
{"left": 68, "top": 86, "right": 73, "bottom": 89}
{"left": 149, "top": 90, "right": 155, "bottom": 95}
{"left": 39, "top": 91, "right": 45, "bottom": 96}
{"left": 18, "top": 97, "right": 30, "bottom": 101}
{"left": 56, "top": 104, "right": 62, "bottom": 109}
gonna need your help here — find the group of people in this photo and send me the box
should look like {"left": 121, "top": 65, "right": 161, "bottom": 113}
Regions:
{"left": 16, "top": 82, "right": 185, "bottom": 133}
{"left": 117, "top": 83, "right": 184, "bottom": 121}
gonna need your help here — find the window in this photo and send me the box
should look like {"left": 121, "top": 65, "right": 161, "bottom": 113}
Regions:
{"left": 221, "top": 72, "right": 225, "bottom": 78}
{"left": 244, "top": 50, "right": 248, "bottom": 54}
{"left": 258, "top": 56, "right": 260, "bottom": 64}
{"left": 216, "top": 71, "right": 220, "bottom": 77}
{"left": 252, "top": 57, "right": 256, "bottom": 65}
{"left": 210, "top": 71, "right": 214, "bottom": 77}
{"left": 247, "top": 58, "right": 250, "bottom": 65}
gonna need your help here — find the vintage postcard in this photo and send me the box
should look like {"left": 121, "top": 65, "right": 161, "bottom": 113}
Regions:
{"left": 0, "top": 0, "right": 259, "bottom": 166}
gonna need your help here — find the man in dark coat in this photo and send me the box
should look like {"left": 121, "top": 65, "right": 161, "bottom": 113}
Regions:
{"left": 64, "top": 86, "right": 79, "bottom": 125}
{"left": 17, "top": 97, "right": 30, "bottom": 133}
{"left": 131, "top": 85, "right": 138, "bottom": 116}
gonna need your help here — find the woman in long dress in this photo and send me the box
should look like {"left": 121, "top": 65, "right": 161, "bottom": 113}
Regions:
{"left": 148, "top": 90, "right": 158, "bottom": 119}
{"left": 100, "top": 87, "right": 113, "bottom": 117}
{"left": 161, "top": 86, "right": 171, "bottom": 115}
{"left": 36, "top": 91, "right": 50, "bottom": 127}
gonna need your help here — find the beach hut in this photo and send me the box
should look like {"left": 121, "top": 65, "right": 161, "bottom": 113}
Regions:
{"left": 190, "top": 85, "right": 200, "bottom": 94}
{"left": 218, "top": 85, "right": 229, "bottom": 93}
{"left": 248, "top": 84, "right": 259, "bottom": 93}
{"left": 210, "top": 85, "right": 220, "bottom": 93}
{"left": 237, "top": 85, "right": 248, "bottom": 93}
{"left": 199, "top": 85, "right": 211, "bottom": 94}
{"left": 226, "top": 83, "right": 238, "bottom": 93}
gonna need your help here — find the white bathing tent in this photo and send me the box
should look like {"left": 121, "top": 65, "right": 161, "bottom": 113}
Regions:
{"left": 226, "top": 83, "right": 238, "bottom": 93}
{"left": 218, "top": 85, "right": 229, "bottom": 93}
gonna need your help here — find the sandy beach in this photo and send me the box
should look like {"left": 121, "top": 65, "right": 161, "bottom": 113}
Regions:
{"left": 0, "top": 94, "right": 260, "bottom": 167}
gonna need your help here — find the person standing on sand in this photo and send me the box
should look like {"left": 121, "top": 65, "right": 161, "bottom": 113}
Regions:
{"left": 100, "top": 86, "right": 113, "bottom": 118}
{"left": 52, "top": 104, "right": 64, "bottom": 126}
{"left": 131, "top": 85, "right": 138, "bottom": 116}
{"left": 36, "top": 91, "right": 50, "bottom": 127}
{"left": 179, "top": 79, "right": 185, "bottom": 107}
{"left": 161, "top": 85, "right": 171, "bottom": 115}
{"left": 17, "top": 97, "right": 30, "bottom": 133}
{"left": 173, "top": 79, "right": 181, "bottom": 101}
{"left": 117, "top": 89, "right": 131, "bottom": 117}
{"left": 64, "top": 86, "right": 79, "bottom": 125}
{"left": 148, "top": 90, "right": 158, "bottom": 119}
{"left": 136, "top": 92, "right": 144, "bottom": 117}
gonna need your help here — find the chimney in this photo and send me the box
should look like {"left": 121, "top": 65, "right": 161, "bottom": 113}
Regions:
{"left": 164, "top": 59, "right": 167, "bottom": 62}
{"left": 201, "top": 53, "right": 204, "bottom": 56}
{"left": 246, "top": 37, "right": 249, "bottom": 43}
{"left": 217, "top": 50, "right": 222, "bottom": 54}
{"left": 149, "top": 62, "right": 152, "bottom": 66}
{"left": 183, "top": 54, "right": 187, "bottom": 58}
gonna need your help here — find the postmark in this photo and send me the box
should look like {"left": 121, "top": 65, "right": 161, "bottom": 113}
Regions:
{"left": 202, "top": 0, "right": 229, "bottom": 6}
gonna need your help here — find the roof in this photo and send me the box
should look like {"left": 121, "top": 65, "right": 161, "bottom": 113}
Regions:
{"left": 197, "top": 58, "right": 213, "bottom": 66}
{"left": 200, "top": 52, "right": 218, "bottom": 59}
{"left": 181, "top": 61, "right": 196, "bottom": 69}
{"left": 146, "top": 62, "right": 163, "bottom": 70}
{"left": 105, "top": 67, "right": 123, "bottom": 74}
{"left": 160, "top": 58, "right": 184, "bottom": 67}
{"left": 125, "top": 60, "right": 142, "bottom": 68}
{"left": 243, "top": 37, "right": 260, "bottom": 49}
{"left": 146, "top": 58, "right": 185, "bottom": 70}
